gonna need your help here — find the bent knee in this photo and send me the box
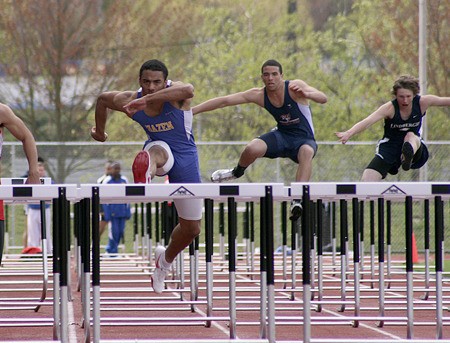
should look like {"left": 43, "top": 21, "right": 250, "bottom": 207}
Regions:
{"left": 298, "top": 145, "right": 315, "bottom": 160}
{"left": 245, "top": 139, "right": 267, "bottom": 156}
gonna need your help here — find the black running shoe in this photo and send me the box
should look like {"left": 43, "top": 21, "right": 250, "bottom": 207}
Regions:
{"left": 401, "top": 142, "right": 414, "bottom": 171}
{"left": 289, "top": 200, "right": 303, "bottom": 221}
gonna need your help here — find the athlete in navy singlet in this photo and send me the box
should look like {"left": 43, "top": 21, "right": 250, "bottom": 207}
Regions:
{"left": 91, "top": 59, "right": 202, "bottom": 293}
{"left": 193, "top": 59, "right": 327, "bottom": 220}
{"left": 336, "top": 75, "right": 450, "bottom": 181}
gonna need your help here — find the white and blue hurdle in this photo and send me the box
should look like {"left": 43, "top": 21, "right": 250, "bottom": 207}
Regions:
{"left": 0, "top": 181, "right": 449, "bottom": 343}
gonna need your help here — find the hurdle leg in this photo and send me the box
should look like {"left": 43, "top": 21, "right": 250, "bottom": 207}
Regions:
{"left": 369, "top": 200, "right": 375, "bottom": 289}
{"left": 435, "top": 196, "right": 444, "bottom": 339}
{"left": 302, "top": 185, "right": 312, "bottom": 343}
{"left": 315, "top": 199, "right": 323, "bottom": 313}
{"left": 35, "top": 200, "right": 49, "bottom": 312}
{"left": 338, "top": 199, "right": 347, "bottom": 313}
{"left": 386, "top": 200, "right": 392, "bottom": 289}
{"left": 377, "top": 198, "right": 385, "bottom": 328}
{"left": 264, "top": 186, "right": 276, "bottom": 343}
{"left": 204, "top": 199, "right": 214, "bottom": 328}
{"left": 290, "top": 218, "right": 297, "bottom": 301}
{"left": 421, "top": 199, "right": 430, "bottom": 300}
{"left": 351, "top": 198, "right": 360, "bottom": 328}
{"left": 259, "top": 196, "right": 267, "bottom": 339}
{"left": 227, "top": 197, "right": 238, "bottom": 339}
{"left": 405, "top": 196, "right": 414, "bottom": 339}
{"left": 91, "top": 187, "right": 101, "bottom": 343}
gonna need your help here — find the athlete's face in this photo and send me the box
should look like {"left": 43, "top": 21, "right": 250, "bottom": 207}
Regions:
{"left": 261, "top": 66, "right": 283, "bottom": 91}
{"left": 395, "top": 88, "right": 414, "bottom": 108}
{"left": 139, "top": 70, "right": 167, "bottom": 95}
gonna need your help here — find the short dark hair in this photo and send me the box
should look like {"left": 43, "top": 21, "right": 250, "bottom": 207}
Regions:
{"left": 139, "top": 59, "right": 168, "bottom": 79}
{"left": 392, "top": 75, "right": 420, "bottom": 96}
{"left": 38, "top": 156, "right": 45, "bottom": 163}
{"left": 261, "top": 59, "right": 283, "bottom": 74}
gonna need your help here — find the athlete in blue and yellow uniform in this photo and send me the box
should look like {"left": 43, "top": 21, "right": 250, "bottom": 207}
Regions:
{"left": 91, "top": 59, "right": 202, "bottom": 293}
{"left": 192, "top": 59, "right": 327, "bottom": 219}
{"left": 336, "top": 75, "right": 450, "bottom": 181}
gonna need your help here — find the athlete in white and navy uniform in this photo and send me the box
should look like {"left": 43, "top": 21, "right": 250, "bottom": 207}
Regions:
{"left": 91, "top": 59, "right": 202, "bottom": 293}
{"left": 192, "top": 59, "right": 327, "bottom": 220}
{"left": 336, "top": 75, "right": 450, "bottom": 181}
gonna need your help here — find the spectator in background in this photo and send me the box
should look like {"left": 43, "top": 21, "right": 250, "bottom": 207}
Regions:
{"left": 103, "top": 162, "right": 131, "bottom": 254}
{"left": 24, "top": 157, "right": 52, "bottom": 253}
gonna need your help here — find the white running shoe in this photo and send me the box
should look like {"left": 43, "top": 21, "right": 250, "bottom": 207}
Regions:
{"left": 151, "top": 246, "right": 169, "bottom": 294}
{"left": 211, "top": 168, "right": 236, "bottom": 183}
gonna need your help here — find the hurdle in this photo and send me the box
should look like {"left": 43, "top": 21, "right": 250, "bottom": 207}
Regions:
{"left": 0, "top": 183, "right": 78, "bottom": 343}
{"left": 291, "top": 182, "right": 449, "bottom": 342}
{"left": 74, "top": 182, "right": 287, "bottom": 343}
{"left": 1, "top": 181, "right": 449, "bottom": 342}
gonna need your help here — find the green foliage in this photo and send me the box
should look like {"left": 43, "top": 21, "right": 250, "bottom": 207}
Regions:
{"left": 0, "top": 0, "right": 448, "bottom": 182}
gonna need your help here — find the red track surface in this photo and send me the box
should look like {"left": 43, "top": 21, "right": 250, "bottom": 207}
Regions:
{"left": 1, "top": 251, "right": 449, "bottom": 342}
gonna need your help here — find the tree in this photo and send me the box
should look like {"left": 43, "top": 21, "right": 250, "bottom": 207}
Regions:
{"left": 0, "top": 0, "right": 194, "bottom": 182}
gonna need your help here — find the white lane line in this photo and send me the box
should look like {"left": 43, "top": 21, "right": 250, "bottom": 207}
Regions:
{"left": 68, "top": 300, "right": 78, "bottom": 343}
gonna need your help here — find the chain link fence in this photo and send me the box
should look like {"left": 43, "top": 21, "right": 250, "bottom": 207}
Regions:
{"left": 2, "top": 141, "right": 449, "bottom": 253}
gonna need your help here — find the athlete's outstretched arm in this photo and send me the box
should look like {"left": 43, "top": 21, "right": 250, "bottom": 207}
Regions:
{"left": 289, "top": 80, "right": 328, "bottom": 104}
{"left": 420, "top": 95, "right": 450, "bottom": 113}
{"left": 192, "top": 88, "right": 261, "bottom": 115}
{"left": 91, "top": 91, "right": 133, "bottom": 142}
{"left": 0, "top": 104, "right": 40, "bottom": 184}
{"left": 123, "top": 82, "right": 194, "bottom": 115}
{"left": 335, "top": 101, "right": 393, "bottom": 144}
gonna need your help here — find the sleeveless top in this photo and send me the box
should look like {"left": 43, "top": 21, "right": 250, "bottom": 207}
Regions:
{"left": 130, "top": 90, "right": 200, "bottom": 183}
{"left": 131, "top": 91, "right": 197, "bottom": 156}
{"left": 263, "top": 80, "right": 315, "bottom": 139}
{"left": 384, "top": 95, "right": 423, "bottom": 141}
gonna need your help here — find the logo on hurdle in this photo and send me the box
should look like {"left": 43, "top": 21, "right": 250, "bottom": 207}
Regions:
{"left": 382, "top": 185, "right": 406, "bottom": 195}
{"left": 170, "top": 186, "right": 195, "bottom": 196}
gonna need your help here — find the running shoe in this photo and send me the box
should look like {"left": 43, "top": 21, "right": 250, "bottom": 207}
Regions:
{"left": 132, "top": 150, "right": 151, "bottom": 183}
{"left": 211, "top": 168, "right": 236, "bottom": 183}
{"left": 151, "top": 245, "right": 169, "bottom": 294}
{"left": 401, "top": 142, "right": 414, "bottom": 171}
{"left": 289, "top": 200, "right": 303, "bottom": 221}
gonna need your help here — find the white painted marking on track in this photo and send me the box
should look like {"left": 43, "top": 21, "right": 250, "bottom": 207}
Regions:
{"left": 167, "top": 289, "right": 232, "bottom": 338}
{"left": 277, "top": 289, "right": 403, "bottom": 341}
{"left": 68, "top": 300, "right": 78, "bottom": 343}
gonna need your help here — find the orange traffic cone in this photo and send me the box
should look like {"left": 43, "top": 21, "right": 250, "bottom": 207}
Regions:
{"left": 412, "top": 232, "right": 419, "bottom": 264}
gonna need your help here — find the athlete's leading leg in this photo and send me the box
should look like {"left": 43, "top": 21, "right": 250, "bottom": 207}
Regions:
{"left": 401, "top": 132, "right": 421, "bottom": 171}
{"left": 361, "top": 168, "right": 383, "bottom": 181}
{"left": 132, "top": 141, "right": 172, "bottom": 183}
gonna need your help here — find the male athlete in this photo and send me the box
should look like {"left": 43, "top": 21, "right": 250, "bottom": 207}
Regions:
{"left": 91, "top": 59, "right": 202, "bottom": 293}
{"left": 336, "top": 75, "right": 450, "bottom": 180}
{"left": 193, "top": 59, "right": 327, "bottom": 220}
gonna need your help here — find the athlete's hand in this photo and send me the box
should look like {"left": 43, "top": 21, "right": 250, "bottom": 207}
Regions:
{"left": 26, "top": 170, "right": 41, "bottom": 184}
{"left": 335, "top": 131, "right": 350, "bottom": 144}
{"left": 91, "top": 127, "right": 108, "bottom": 142}
{"left": 288, "top": 82, "right": 307, "bottom": 97}
{"left": 123, "top": 97, "right": 147, "bottom": 115}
